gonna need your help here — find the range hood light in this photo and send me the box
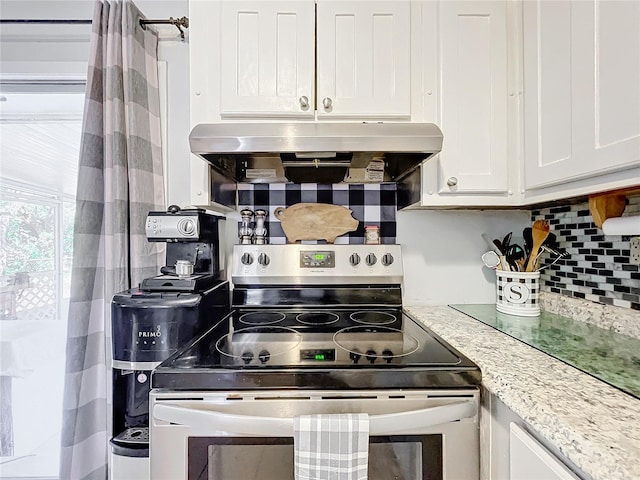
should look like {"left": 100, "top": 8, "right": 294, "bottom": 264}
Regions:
{"left": 281, "top": 159, "right": 352, "bottom": 168}
{"left": 294, "top": 151, "right": 337, "bottom": 159}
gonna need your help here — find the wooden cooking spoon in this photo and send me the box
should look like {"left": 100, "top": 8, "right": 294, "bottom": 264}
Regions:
{"left": 525, "top": 220, "right": 550, "bottom": 272}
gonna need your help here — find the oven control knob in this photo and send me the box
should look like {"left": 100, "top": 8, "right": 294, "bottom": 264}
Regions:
{"left": 241, "top": 351, "right": 254, "bottom": 364}
{"left": 258, "top": 253, "right": 270, "bottom": 267}
{"left": 365, "top": 254, "right": 377, "bottom": 266}
{"left": 349, "top": 253, "right": 361, "bottom": 266}
{"left": 366, "top": 350, "right": 377, "bottom": 364}
{"left": 381, "top": 254, "right": 394, "bottom": 266}
{"left": 349, "top": 350, "right": 362, "bottom": 364}
{"left": 241, "top": 253, "right": 254, "bottom": 265}
{"left": 258, "top": 350, "right": 270, "bottom": 364}
{"left": 382, "top": 350, "right": 394, "bottom": 364}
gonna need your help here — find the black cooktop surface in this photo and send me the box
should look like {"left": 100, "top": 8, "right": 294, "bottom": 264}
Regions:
{"left": 152, "top": 309, "right": 481, "bottom": 390}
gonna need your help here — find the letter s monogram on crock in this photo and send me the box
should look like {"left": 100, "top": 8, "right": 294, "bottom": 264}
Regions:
{"left": 503, "top": 282, "right": 530, "bottom": 304}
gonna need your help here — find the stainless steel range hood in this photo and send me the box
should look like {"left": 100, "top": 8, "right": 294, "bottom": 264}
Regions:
{"left": 189, "top": 123, "right": 443, "bottom": 185}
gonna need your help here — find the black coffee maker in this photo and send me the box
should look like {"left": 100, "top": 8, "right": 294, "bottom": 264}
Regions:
{"left": 110, "top": 206, "right": 230, "bottom": 476}
{"left": 141, "top": 204, "right": 225, "bottom": 291}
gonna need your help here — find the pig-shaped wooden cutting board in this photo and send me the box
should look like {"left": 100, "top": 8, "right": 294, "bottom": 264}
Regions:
{"left": 273, "top": 203, "right": 359, "bottom": 243}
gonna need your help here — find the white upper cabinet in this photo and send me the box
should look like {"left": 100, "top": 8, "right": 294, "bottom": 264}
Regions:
{"left": 438, "top": 0, "right": 509, "bottom": 194}
{"left": 200, "top": 0, "right": 411, "bottom": 120}
{"left": 421, "top": 0, "right": 516, "bottom": 206}
{"left": 219, "top": 1, "right": 315, "bottom": 118}
{"left": 316, "top": 1, "right": 411, "bottom": 119}
{"left": 523, "top": 0, "right": 640, "bottom": 194}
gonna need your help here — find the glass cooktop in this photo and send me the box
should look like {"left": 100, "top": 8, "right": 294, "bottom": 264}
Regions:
{"left": 152, "top": 309, "right": 482, "bottom": 390}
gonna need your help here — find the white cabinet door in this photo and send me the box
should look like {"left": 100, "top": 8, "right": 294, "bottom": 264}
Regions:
{"left": 522, "top": 0, "right": 572, "bottom": 191}
{"left": 421, "top": 0, "right": 512, "bottom": 205}
{"left": 316, "top": 1, "right": 411, "bottom": 119}
{"left": 523, "top": 0, "right": 640, "bottom": 191}
{"left": 510, "top": 423, "right": 579, "bottom": 480}
{"left": 438, "top": 0, "right": 509, "bottom": 194}
{"left": 219, "top": 1, "right": 315, "bottom": 118}
{"left": 573, "top": 0, "right": 640, "bottom": 176}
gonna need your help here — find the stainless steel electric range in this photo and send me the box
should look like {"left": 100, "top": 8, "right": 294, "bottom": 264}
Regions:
{"left": 150, "top": 245, "right": 481, "bottom": 480}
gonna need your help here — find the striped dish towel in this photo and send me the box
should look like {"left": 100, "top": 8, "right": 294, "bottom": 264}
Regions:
{"left": 294, "top": 413, "right": 370, "bottom": 480}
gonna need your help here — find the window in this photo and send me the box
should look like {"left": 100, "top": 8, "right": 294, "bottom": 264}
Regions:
{"left": 0, "top": 87, "right": 83, "bottom": 479}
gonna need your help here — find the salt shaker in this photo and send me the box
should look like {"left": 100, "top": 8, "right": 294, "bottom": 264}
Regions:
{"left": 239, "top": 209, "right": 254, "bottom": 245}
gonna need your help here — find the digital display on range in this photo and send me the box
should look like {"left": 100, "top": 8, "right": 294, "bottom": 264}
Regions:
{"left": 300, "top": 251, "right": 335, "bottom": 268}
{"left": 300, "top": 349, "right": 336, "bottom": 361}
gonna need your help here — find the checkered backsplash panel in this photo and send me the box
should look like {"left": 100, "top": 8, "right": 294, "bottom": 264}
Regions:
{"left": 237, "top": 183, "right": 397, "bottom": 244}
{"left": 531, "top": 195, "right": 640, "bottom": 310}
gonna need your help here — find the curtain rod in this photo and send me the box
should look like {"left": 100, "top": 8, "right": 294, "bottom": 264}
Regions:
{"left": 140, "top": 17, "right": 189, "bottom": 39}
{"left": 0, "top": 16, "right": 189, "bottom": 39}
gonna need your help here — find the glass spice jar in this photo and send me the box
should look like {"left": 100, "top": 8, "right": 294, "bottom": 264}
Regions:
{"left": 365, "top": 225, "right": 380, "bottom": 244}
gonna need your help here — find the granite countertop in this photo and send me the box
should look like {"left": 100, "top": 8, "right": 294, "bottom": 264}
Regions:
{"left": 405, "top": 305, "right": 640, "bottom": 480}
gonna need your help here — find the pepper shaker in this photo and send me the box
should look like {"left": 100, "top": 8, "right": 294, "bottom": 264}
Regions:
{"left": 253, "top": 209, "right": 268, "bottom": 244}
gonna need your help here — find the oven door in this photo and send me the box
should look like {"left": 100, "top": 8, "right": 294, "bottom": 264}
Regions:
{"left": 150, "top": 389, "right": 479, "bottom": 480}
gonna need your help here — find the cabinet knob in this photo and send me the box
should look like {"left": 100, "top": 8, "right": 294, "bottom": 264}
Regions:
{"left": 446, "top": 177, "right": 458, "bottom": 187}
{"left": 322, "top": 97, "right": 332, "bottom": 110}
{"left": 299, "top": 96, "right": 309, "bottom": 110}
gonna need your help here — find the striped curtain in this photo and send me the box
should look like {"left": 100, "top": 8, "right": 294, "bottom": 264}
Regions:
{"left": 59, "top": 1, "right": 165, "bottom": 478}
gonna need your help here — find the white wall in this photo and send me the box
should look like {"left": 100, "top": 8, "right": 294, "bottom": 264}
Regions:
{"left": 397, "top": 209, "right": 531, "bottom": 305}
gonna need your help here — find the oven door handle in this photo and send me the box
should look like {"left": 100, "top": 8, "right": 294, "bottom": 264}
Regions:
{"left": 370, "top": 400, "right": 477, "bottom": 434}
{"left": 153, "top": 400, "right": 477, "bottom": 436}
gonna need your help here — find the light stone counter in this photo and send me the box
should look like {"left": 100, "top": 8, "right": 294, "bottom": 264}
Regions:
{"left": 540, "top": 291, "right": 640, "bottom": 340}
{"left": 405, "top": 305, "right": 640, "bottom": 480}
